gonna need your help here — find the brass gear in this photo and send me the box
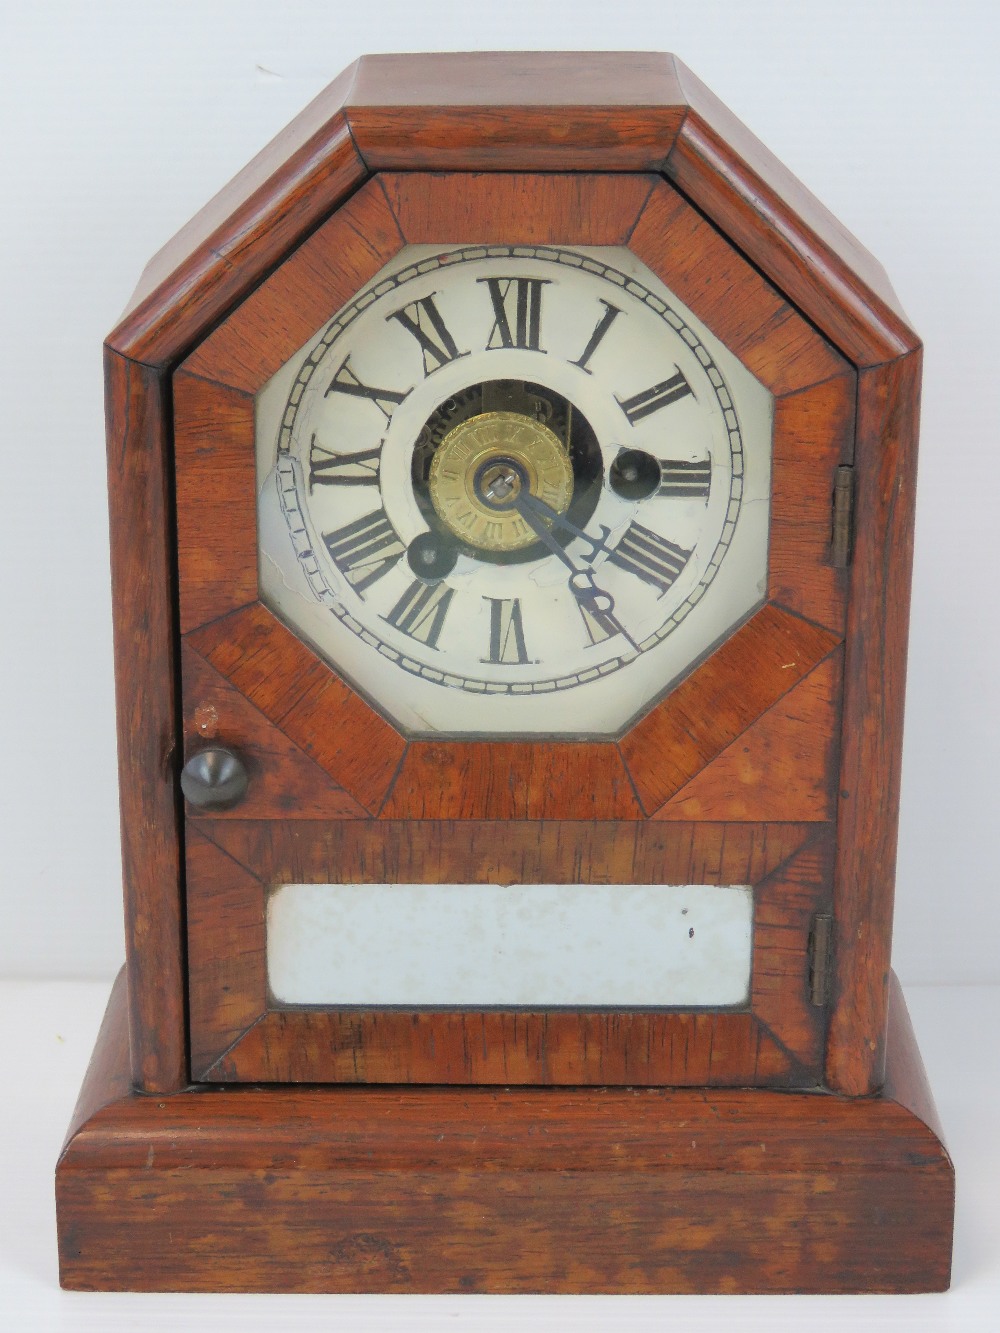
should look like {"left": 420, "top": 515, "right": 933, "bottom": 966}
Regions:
{"left": 428, "top": 411, "right": 573, "bottom": 553}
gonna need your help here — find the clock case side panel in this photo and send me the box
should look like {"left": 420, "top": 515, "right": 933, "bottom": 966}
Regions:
{"left": 103, "top": 106, "right": 371, "bottom": 1093}
{"left": 827, "top": 350, "right": 922, "bottom": 1095}
{"left": 104, "top": 350, "right": 186, "bottom": 1093}
{"left": 653, "top": 86, "right": 922, "bottom": 1098}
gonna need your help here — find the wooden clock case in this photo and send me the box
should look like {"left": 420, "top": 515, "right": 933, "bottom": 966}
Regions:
{"left": 56, "top": 52, "right": 954, "bottom": 1292}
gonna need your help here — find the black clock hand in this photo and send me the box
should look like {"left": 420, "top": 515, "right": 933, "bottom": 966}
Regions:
{"left": 511, "top": 492, "right": 640, "bottom": 652}
{"left": 515, "top": 489, "right": 612, "bottom": 562}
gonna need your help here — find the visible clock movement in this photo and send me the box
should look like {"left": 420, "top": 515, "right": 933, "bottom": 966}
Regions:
{"left": 56, "top": 52, "right": 954, "bottom": 1293}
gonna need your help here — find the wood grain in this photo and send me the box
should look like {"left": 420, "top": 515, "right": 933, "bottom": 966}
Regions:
{"left": 346, "top": 52, "right": 688, "bottom": 171}
{"left": 180, "top": 178, "right": 404, "bottom": 393}
{"left": 185, "top": 819, "right": 823, "bottom": 1084}
{"left": 751, "top": 833, "right": 833, "bottom": 1065}
{"left": 203, "top": 1009, "right": 794, "bottom": 1087}
{"left": 382, "top": 171, "right": 655, "bottom": 245}
{"left": 628, "top": 179, "right": 849, "bottom": 397}
{"left": 827, "top": 351, "right": 922, "bottom": 1095}
{"left": 109, "top": 63, "right": 366, "bottom": 367}
{"left": 769, "top": 374, "right": 855, "bottom": 632}
{"left": 381, "top": 742, "right": 642, "bottom": 821}
{"left": 664, "top": 57, "right": 919, "bottom": 368}
{"left": 57, "top": 970, "right": 954, "bottom": 1293}
{"left": 621, "top": 605, "right": 840, "bottom": 815}
{"left": 197, "top": 818, "right": 817, "bottom": 890}
{"left": 185, "top": 829, "right": 266, "bottom": 1079}
{"left": 105, "top": 349, "right": 186, "bottom": 1093}
{"left": 188, "top": 602, "right": 406, "bottom": 814}
{"left": 181, "top": 644, "right": 367, "bottom": 820}
{"left": 173, "top": 372, "right": 256, "bottom": 633}
{"left": 657, "top": 651, "right": 842, "bottom": 822}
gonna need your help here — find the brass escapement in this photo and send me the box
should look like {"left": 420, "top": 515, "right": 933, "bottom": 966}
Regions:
{"left": 428, "top": 410, "right": 573, "bottom": 552}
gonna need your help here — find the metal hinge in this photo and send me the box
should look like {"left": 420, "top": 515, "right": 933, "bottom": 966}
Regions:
{"left": 831, "top": 465, "right": 854, "bottom": 567}
{"left": 808, "top": 913, "right": 834, "bottom": 1008}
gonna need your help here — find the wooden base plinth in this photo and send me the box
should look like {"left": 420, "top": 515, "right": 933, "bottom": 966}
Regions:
{"left": 56, "top": 971, "right": 954, "bottom": 1293}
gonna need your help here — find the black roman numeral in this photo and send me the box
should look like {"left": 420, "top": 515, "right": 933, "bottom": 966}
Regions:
{"left": 658, "top": 458, "right": 712, "bottom": 501}
{"left": 385, "top": 580, "right": 454, "bottom": 649}
{"left": 322, "top": 509, "right": 405, "bottom": 594}
{"left": 572, "top": 300, "right": 623, "bottom": 372}
{"left": 325, "top": 355, "right": 411, "bottom": 425}
{"left": 616, "top": 369, "right": 693, "bottom": 424}
{"left": 479, "top": 277, "right": 548, "bottom": 351}
{"left": 608, "top": 523, "right": 692, "bottom": 596}
{"left": 387, "top": 294, "right": 468, "bottom": 376}
{"left": 484, "top": 598, "right": 529, "bottom": 664}
{"left": 308, "top": 437, "right": 382, "bottom": 490}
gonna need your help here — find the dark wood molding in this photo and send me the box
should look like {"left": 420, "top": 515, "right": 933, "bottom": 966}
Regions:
{"left": 104, "top": 349, "right": 186, "bottom": 1093}
{"left": 827, "top": 349, "right": 922, "bottom": 1094}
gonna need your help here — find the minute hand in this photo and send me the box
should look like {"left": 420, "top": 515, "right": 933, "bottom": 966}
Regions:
{"left": 510, "top": 493, "right": 639, "bottom": 652}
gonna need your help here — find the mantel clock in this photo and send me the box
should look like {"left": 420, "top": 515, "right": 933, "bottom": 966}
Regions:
{"left": 56, "top": 52, "right": 954, "bottom": 1294}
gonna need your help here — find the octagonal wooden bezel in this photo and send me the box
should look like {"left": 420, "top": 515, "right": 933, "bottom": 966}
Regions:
{"left": 105, "top": 53, "right": 921, "bottom": 1098}
{"left": 174, "top": 171, "right": 851, "bottom": 821}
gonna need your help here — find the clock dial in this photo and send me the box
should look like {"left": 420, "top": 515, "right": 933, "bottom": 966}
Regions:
{"left": 256, "top": 244, "right": 773, "bottom": 735}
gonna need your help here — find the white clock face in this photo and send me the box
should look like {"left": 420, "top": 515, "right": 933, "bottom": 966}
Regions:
{"left": 256, "top": 244, "right": 773, "bottom": 736}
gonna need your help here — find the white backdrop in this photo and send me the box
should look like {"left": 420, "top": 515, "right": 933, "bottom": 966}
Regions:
{"left": 1, "top": 0, "right": 996, "bottom": 984}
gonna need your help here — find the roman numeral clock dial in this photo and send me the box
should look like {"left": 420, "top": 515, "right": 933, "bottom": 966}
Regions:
{"left": 256, "top": 245, "right": 773, "bottom": 736}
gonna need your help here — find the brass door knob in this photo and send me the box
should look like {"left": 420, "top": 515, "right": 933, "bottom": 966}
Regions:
{"left": 180, "top": 747, "right": 249, "bottom": 811}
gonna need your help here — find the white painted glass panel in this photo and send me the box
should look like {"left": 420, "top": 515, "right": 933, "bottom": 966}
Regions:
{"left": 267, "top": 882, "right": 753, "bottom": 1008}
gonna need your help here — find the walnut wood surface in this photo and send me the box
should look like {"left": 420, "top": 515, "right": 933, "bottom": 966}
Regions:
{"left": 196, "top": 817, "right": 816, "bottom": 887}
{"left": 827, "top": 351, "right": 922, "bottom": 1094}
{"left": 380, "top": 742, "right": 643, "bottom": 821}
{"left": 187, "top": 822, "right": 825, "bottom": 1084}
{"left": 110, "top": 61, "right": 366, "bottom": 367}
{"left": 104, "top": 350, "right": 186, "bottom": 1093}
{"left": 380, "top": 171, "right": 655, "bottom": 244}
{"left": 629, "top": 180, "right": 848, "bottom": 397}
{"left": 621, "top": 606, "right": 839, "bottom": 815}
{"left": 206, "top": 1009, "right": 796, "bottom": 1087}
{"left": 664, "top": 58, "right": 918, "bottom": 368}
{"left": 181, "top": 645, "right": 367, "bottom": 820}
{"left": 186, "top": 830, "right": 265, "bottom": 1078}
{"left": 188, "top": 603, "right": 406, "bottom": 815}
{"left": 658, "top": 650, "right": 842, "bottom": 822}
{"left": 346, "top": 52, "right": 688, "bottom": 172}
{"left": 56, "top": 970, "right": 954, "bottom": 1293}
{"left": 180, "top": 178, "right": 403, "bottom": 393}
{"left": 768, "top": 375, "right": 854, "bottom": 631}
{"left": 173, "top": 375, "right": 256, "bottom": 633}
